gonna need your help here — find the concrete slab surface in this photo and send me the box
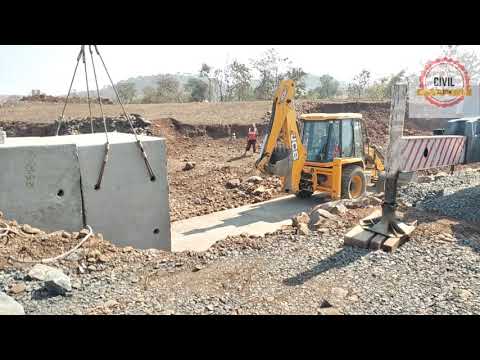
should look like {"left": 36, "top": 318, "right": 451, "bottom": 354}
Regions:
{"left": 171, "top": 194, "right": 328, "bottom": 252}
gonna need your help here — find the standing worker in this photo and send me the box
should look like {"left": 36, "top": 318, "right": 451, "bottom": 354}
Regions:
{"left": 244, "top": 125, "right": 258, "bottom": 156}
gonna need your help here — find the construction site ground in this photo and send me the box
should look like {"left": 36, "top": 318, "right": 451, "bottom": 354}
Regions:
{"left": 1, "top": 100, "right": 480, "bottom": 315}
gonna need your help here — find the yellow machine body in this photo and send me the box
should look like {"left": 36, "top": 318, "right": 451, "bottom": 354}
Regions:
{"left": 256, "top": 80, "right": 384, "bottom": 200}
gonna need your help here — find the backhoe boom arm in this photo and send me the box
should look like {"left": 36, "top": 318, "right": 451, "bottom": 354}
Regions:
{"left": 255, "top": 80, "right": 306, "bottom": 193}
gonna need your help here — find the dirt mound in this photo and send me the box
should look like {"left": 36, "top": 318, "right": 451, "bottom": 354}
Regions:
{"left": 20, "top": 94, "right": 113, "bottom": 104}
{"left": 0, "top": 216, "right": 115, "bottom": 272}
{"left": 0, "top": 114, "right": 151, "bottom": 137}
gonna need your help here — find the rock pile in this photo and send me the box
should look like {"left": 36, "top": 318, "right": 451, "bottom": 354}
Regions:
{"left": 0, "top": 114, "right": 152, "bottom": 138}
{"left": 20, "top": 94, "right": 114, "bottom": 104}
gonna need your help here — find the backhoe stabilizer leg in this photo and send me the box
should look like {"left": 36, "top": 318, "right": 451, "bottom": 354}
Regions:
{"left": 345, "top": 213, "right": 416, "bottom": 252}
{"left": 344, "top": 174, "right": 417, "bottom": 252}
{"left": 344, "top": 83, "right": 417, "bottom": 252}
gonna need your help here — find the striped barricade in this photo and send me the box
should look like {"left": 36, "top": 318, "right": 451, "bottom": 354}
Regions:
{"left": 399, "top": 135, "right": 466, "bottom": 172}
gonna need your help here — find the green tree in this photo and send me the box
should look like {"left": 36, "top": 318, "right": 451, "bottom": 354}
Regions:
{"left": 364, "top": 70, "right": 406, "bottom": 100}
{"left": 116, "top": 82, "right": 136, "bottom": 104}
{"left": 310, "top": 74, "right": 340, "bottom": 99}
{"left": 141, "top": 86, "right": 157, "bottom": 103}
{"left": 285, "top": 67, "right": 307, "bottom": 97}
{"left": 365, "top": 77, "right": 388, "bottom": 100}
{"left": 228, "top": 60, "right": 253, "bottom": 101}
{"left": 156, "top": 75, "right": 183, "bottom": 103}
{"left": 186, "top": 78, "right": 208, "bottom": 102}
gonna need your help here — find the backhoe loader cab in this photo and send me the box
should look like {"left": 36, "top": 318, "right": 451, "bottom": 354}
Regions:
{"left": 255, "top": 79, "right": 384, "bottom": 201}
{"left": 296, "top": 113, "right": 369, "bottom": 199}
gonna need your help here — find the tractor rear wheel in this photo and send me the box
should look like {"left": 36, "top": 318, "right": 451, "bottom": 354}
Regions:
{"left": 341, "top": 165, "right": 366, "bottom": 200}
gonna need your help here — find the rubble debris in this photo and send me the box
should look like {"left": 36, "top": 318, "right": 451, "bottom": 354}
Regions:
{"left": 297, "top": 223, "right": 310, "bottom": 236}
{"left": 28, "top": 264, "right": 72, "bottom": 295}
{"left": 246, "top": 176, "right": 263, "bottom": 184}
{"left": 183, "top": 162, "right": 196, "bottom": 171}
{"left": 8, "top": 282, "right": 26, "bottom": 295}
{"left": 253, "top": 185, "right": 267, "bottom": 195}
{"left": 21, "top": 224, "right": 42, "bottom": 235}
{"left": 0, "top": 292, "right": 25, "bottom": 315}
{"left": 330, "top": 203, "right": 347, "bottom": 215}
{"left": 292, "top": 212, "right": 310, "bottom": 228}
{"left": 226, "top": 179, "right": 241, "bottom": 189}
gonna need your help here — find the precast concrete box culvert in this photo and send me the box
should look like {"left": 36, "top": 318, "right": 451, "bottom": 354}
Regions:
{"left": 0, "top": 132, "right": 171, "bottom": 250}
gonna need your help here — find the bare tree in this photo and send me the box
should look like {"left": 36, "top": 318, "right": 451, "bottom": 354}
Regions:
{"left": 228, "top": 60, "right": 253, "bottom": 101}
{"left": 250, "top": 48, "right": 291, "bottom": 100}
{"left": 200, "top": 63, "right": 213, "bottom": 101}
{"left": 441, "top": 45, "right": 480, "bottom": 82}
{"left": 348, "top": 69, "right": 371, "bottom": 98}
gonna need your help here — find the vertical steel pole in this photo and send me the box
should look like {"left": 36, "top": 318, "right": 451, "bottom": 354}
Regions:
{"left": 383, "top": 83, "right": 408, "bottom": 220}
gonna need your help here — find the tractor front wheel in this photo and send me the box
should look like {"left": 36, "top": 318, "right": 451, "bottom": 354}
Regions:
{"left": 341, "top": 165, "right": 366, "bottom": 200}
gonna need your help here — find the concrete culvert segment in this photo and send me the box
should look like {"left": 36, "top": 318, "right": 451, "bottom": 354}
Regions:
{"left": 0, "top": 132, "right": 171, "bottom": 250}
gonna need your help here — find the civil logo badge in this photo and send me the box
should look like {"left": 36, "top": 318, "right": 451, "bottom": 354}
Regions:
{"left": 416, "top": 57, "right": 472, "bottom": 108}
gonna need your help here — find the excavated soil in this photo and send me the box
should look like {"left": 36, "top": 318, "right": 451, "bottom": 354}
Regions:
{"left": 150, "top": 119, "right": 282, "bottom": 221}
{"left": 0, "top": 100, "right": 448, "bottom": 223}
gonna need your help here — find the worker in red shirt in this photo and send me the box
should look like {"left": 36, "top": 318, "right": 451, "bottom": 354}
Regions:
{"left": 244, "top": 126, "right": 258, "bottom": 156}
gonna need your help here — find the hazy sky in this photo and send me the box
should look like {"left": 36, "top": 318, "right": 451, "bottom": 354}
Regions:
{"left": 1, "top": 45, "right": 479, "bottom": 95}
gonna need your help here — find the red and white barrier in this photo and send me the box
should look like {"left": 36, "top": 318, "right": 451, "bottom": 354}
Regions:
{"left": 399, "top": 135, "right": 466, "bottom": 172}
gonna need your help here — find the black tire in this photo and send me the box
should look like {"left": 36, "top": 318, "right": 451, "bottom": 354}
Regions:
{"left": 296, "top": 190, "right": 313, "bottom": 199}
{"left": 341, "top": 165, "right": 366, "bottom": 200}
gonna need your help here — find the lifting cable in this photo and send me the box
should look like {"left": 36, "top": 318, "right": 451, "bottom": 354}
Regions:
{"left": 88, "top": 45, "right": 110, "bottom": 190}
{"left": 55, "top": 45, "right": 156, "bottom": 188}
{"left": 56, "top": 46, "right": 95, "bottom": 135}
{"left": 55, "top": 47, "right": 83, "bottom": 136}
{"left": 93, "top": 45, "right": 156, "bottom": 182}
{"left": 82, "top": 46, "right": 94, "bottom": 134}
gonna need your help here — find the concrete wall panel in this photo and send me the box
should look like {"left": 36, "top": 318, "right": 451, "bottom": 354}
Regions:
{"left": 0, "top": 144, "right": 84, "bottom": 232}
{"left": 77, "top": 136, "right": 171, "bottom": 250}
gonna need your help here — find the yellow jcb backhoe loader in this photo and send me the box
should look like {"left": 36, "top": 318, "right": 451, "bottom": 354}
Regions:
{"left": 255, "top": 79, "right": 385, "bottom": 200}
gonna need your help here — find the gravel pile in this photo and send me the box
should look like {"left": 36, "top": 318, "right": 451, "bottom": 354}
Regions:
{"left": 2, "top": 204, "right": 479, "bottom": 315}
{"left": 399, "top": 169, "right": 480, "bottom": 223}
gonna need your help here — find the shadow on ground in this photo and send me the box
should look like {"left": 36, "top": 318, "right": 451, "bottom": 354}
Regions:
{"left": 405, "top": 186, "right": 480, "bottom": 254}
{"left": 181, "top": 194, "right": 328, "bottom": 236}
{"left": 283, "top": 247, "right": 368, "bottom": 286}
{"left": 227, "top": 154, "right": 248, "bottom": 163}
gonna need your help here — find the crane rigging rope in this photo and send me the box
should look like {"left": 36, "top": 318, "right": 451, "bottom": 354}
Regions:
{"left": 54, "top": 45, "right": 156, "bottom": 188}
{"left": 82, "top": 46, "right": 94, "bottom": 134}
{"left": 88, "top": 45, "right": 110, "bottom": 190}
